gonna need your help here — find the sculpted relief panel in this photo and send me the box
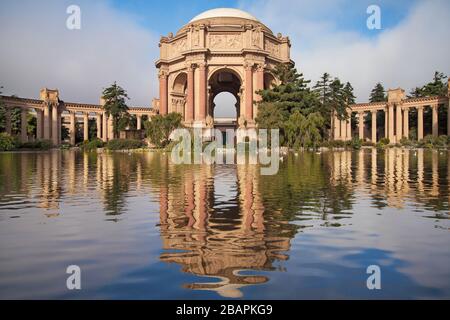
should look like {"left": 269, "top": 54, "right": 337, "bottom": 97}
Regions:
{"left": 264, "top": 39, "right": 280, "bottom": 57}
{"left": 209, "top": 34, "right": 242, "bottom": 50}
{"left": 170, "top": 37, "right": 187, "bottom": 58}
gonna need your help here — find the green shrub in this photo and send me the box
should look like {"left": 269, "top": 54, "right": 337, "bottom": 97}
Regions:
{"left": 421, "top": 135, "right": 448, "bottom": 148}
{"left": 20, "top": 139, "right": 52, "bottom": 150}
{"left": 0, "top": 133, "right": 18, "bottom": 151}
{"left": 399, "top": 137, "right": 414, "bottom": 147}
{"left": 379, "top": 137, "right": 390, "bottom": 145}
{"left": 329, "top": 140, "right": 345, "bottom": 148}
{"left": 350, "top": 137, "right": 362, "bottom": 150}
{"left": 82, "top": 139, "right": 105, "bottom": 151}
{"left": 106, "top": 139, "right": 144, "bottom": 150}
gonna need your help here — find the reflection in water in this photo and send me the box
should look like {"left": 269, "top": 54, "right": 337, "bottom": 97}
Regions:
{"left": 0, "top": 149, "right": 449, "bottom": 298}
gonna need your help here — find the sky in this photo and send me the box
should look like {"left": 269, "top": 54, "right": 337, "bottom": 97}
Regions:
{"left": 0, "top": 0, "right": 449, "bottom": 115}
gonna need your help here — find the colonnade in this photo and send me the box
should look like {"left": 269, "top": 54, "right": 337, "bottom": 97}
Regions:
{"left": 0, "top": 88, "right": 155, "bottom": 146}
{"left": 333, "top": 86, "right": 450, "bottom": 143}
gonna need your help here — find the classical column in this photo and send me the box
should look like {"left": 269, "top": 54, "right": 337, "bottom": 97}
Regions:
{"left": 334, "top": 113, "right": 341, "bottom": 140}
{"left": 83, "top": 112, "right": 89, "bottom": 141}
{"left": 159, "top": 70, "right": 168, "bottom": 115}
{"left": 403, "top": 108, "right": 409, "bottom": 139}
{"left": 371, "top": 110, "right": 377, "bottom": 143}
{"left": 52, "top": 103, "right": 59, "bottom": 145}
{"left": 432, "top": 104, "right": 438, "bottom": 137}
{"left": 384, "top": 108, "right": 388, "bottom": 138}
{"left": 245, "top": 63, "right": 254, "bottom": 122}
{"left": 136, "top": 114, "right": 142, "bottom": 130}
{"left": 69, "top": 112, "right": 76, "bottom": 146}
{"left": 20, "top": 109, "right": 28, "bottom": 142}
{"left": 396, "top": 103, "right": 402, "bottom": 142}
{"left": 102, "top": 112, "right": 108, "bottom": 142}
{"left": 96, "top": 113, "right": 102, "bottom": 139}
{"left": 417, "top": 106, "right": 424, "bottom": 140}
{"left": 388, "top": 103, "right": 394, "bottom": 143}
{"left": 107, "top": 115, "right": 114, "bottom": 140}
{"left": 36, "top": 109, "right": 43, "bottom": 140}
{"left": 43, "top": 104, "right": 50, "bottom": 140}
{"left": 346, "top": 113, "right": 351, "bottom": 141}
{"left": 358, "top": 112, "right": 364, "bottom": 140}
{"left": 340, "top": 119, "right": 346, "bottom": 140}
{"left": 186, "top": 65, "right": 194, "bottom": 122}
{"left": 198, "top": 63, "right": 207, "bottom": 122}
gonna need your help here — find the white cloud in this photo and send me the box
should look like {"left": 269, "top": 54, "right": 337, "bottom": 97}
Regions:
{"left": 0, "top": 0, "right": 159, "bottom": 106}
{"left": 241, "top": 0, "right": 450, "bottom": 101}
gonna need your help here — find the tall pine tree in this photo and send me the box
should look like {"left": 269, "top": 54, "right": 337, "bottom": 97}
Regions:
{"left": 101, "top": 82, "right": 130, "bottom": 138}
{"left": 369, "top": 83, "right": 386, "bottom": 103}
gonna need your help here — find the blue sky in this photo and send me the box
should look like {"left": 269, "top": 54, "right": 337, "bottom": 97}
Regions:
{"left": 110, "top": 0, "right": 416, "bottom": 37}
{"left": 0, "top": 0, "right": 448, "bottom": 109}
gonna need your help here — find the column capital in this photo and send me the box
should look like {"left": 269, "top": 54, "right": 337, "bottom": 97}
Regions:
{"left": 244, "top": 62, "right": 254, "bottom": 70}
{"left": 158, "top": 69, "right": 168, "bottom": 79}
{"left": 256, "top": 63, "right": 266, "bottom": 72}
{"left": 197, "top": 62, "right": 207, "bottom": 70}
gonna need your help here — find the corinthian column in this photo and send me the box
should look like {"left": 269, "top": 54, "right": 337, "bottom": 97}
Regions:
{"left": 396, "top": 103, "right": 403, "bottom": 142}
{"left": 52, "top": 103, "right": 59, "bottom": 145}
{"left": 69, "top": 112, "right": 76, "bottom": 146}
{"left": 432, "top": 104, "right": 438, "bottom": 137}
{"left": 159, "top": 70, "right": 168, "bottom": 115}
{"left": 403, "top": 108, "right": 409, "bottom": 139}
{"left": 198, "top": 62, "right": 207, "bottom": 122}
{"left": 83, "top": 112, "right": 89, "bottom": 141}
{"left": 245, "top": 63, "right": 254, "bottom": 122}
{"left": 358, "top": 112, "right": 364, "bottom": 140}
{"left": 96, "top": 113, "right": 102, "bottom": 139}
{"left": 186, "top": 64, "right": 195, "bottom": 123}
{"left": 43, "top": 104, "right": 50, "bottom": 140}
{"left": 417, "top": 106, "right": 424, "bottom": 140}
{"left": 371, "top": 110, "right": 377, "bottom": 143}
{"left": 388, "top": 103, "right": 394, "bottom": 143}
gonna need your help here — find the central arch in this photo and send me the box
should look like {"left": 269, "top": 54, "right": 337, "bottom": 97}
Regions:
{"left": 208, "top": 68, "right": 242, "bottom": 130}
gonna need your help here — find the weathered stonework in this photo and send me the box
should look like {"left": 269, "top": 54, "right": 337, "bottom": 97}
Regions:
{"left": 155, "top": 8, "right": 292, "bottom": 130}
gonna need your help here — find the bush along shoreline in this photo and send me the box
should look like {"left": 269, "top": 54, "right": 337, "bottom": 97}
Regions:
{"left": 2, "top": 132, "right": 450, "bottom": 152}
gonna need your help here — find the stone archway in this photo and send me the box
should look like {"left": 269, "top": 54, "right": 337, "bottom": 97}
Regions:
{"left": 208, "top": 68, "right": 242, "bottom": 129}
{"left": 170, "top": 72, "right": 187, "bottom": 117}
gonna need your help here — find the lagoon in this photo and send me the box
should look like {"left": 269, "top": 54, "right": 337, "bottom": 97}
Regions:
{"left": 0, "top": 149, "right": 449, "bottom": 299}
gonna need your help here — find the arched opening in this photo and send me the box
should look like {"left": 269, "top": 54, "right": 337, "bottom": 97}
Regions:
{"left": 213, "top": 92, "right": 237, "bottom": 119}
{"left": 171, "top": 72, "right": 187, "bottom": 116}
{"left": 208, "top": 68, "right": 242, "bottom": 132}
{"left": 264, "top": 73, "right": 276, "bottom": 90}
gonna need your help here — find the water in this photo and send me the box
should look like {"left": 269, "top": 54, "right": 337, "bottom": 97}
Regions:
{"left": 0, "top": 149, "right": 449, "bottom": 299}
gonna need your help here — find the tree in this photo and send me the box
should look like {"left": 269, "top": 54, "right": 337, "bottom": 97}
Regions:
{"left": 144, "top": 112, "right": 183, "bottom": 148}
{"left": 285, "top": 111, "right": 324, "bottom": 150}
{"left": 101, "top": 82, "right": 130, "bottom": 138}
{"left": 369, "top": 83, "right": 386, "bottom": 103}
{"left": 256, "top": 64, "right": 320, "bottom": 144}
{"left": 420, "top": 71, "right": 447, "bottom": 97}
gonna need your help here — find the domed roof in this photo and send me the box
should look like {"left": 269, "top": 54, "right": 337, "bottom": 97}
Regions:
{"left": 189, "top": 8, "right": 259, "bottom": 23}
